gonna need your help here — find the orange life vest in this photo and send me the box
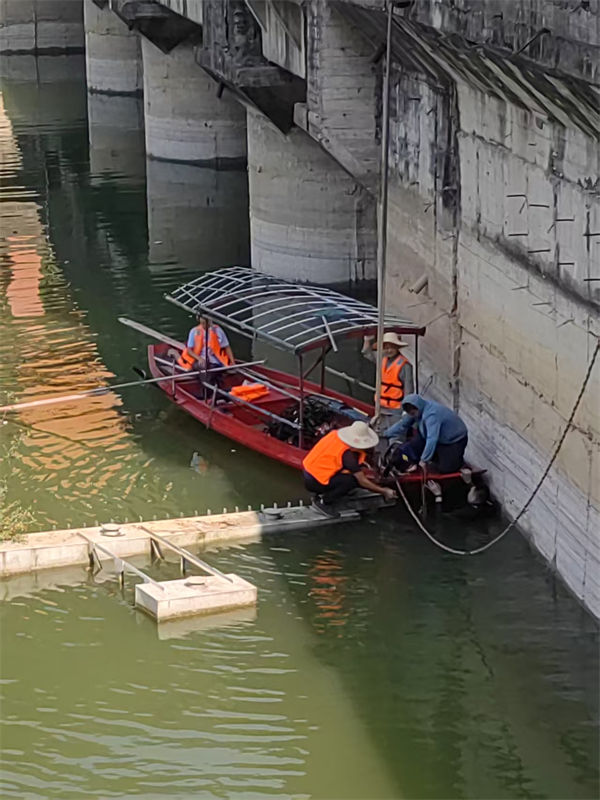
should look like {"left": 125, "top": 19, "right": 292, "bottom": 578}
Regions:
{"left": 230, "top": 383, "right": 269, "bottom": 402}
{"left": 302, "top": 430, "right": 366, "bottom": 485}
{"left": 178, "top": 325, "right": 232, "bottom": 371}
{"left": 379, "top": 355, "right": 408, "bottom": 409}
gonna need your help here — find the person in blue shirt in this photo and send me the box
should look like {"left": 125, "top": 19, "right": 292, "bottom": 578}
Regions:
{"left": 384, "top": 393, "right": 468, "bottom": 474}
{"left": 177, "top": 315, "right": 234, "bottom": 371}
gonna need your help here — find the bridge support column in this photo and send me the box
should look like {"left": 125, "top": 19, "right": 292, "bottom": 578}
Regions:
{"left": 142, "top": 39, "right": 247, "bottom": 166}
{"left": 0, "top": 0, "right": 84, "bottom": 53}
{"left": 247, "top": 109, "right": 376, "bottom": 285}
{"left": 83, "top": 0, "right": 141, "bottom": 95}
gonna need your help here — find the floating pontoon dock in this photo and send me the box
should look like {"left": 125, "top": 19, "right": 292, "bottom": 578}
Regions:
{"left": 0, "top": 496, "right": 392, "bottom": 624}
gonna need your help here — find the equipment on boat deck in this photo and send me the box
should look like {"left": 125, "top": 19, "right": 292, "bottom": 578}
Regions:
{"left": 125, "top": 267, "right": 479, "bottom": 489}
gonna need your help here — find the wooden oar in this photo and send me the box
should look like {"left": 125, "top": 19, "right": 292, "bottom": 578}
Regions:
{"left": 118, "top": 317, "right": 184, "bottom": 349}
{"left": 0, "top": 361, "right": 265, "bottom": 414}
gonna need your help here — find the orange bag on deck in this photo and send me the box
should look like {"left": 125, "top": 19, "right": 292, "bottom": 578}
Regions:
{"left": 230, "top": 383, "right": 269, "bottom": 402}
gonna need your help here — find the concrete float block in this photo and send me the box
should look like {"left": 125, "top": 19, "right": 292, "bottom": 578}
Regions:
{"left": 135, "top": 574, "right": 257, "bottom": 622}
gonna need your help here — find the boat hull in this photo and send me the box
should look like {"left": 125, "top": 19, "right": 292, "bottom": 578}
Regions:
{"left": 147, "top": 344, "right": 480, "bottom": 487}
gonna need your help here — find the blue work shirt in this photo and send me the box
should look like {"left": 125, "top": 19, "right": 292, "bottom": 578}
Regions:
{"left": 385, "top": 393, "right": 468, "bottom": 463}
{"left": 186, "top": 324, "right": 230, "bottom": 367}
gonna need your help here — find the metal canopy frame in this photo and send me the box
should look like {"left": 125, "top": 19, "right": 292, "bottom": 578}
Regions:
{"left": 166, "top": 267, "right": 426, "bottom": 355}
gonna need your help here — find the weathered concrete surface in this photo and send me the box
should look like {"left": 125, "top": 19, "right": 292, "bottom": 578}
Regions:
{"left": 135, "top": 573, "right": 257, "bottom": 621}
{"left": 411, "top": 0, "right": 600, "bottom": 84}
{"left": 247, "top": 0, "right": 306, "bottom": 79}
{"left": 146, "top": 158, "right": 249, "bottom": 270}
{"left": 83, "top": 0, "right": 141, "bottom": 95}
{"left": 142, "top": 38, "right": 247, "bottom": 165}
{"left": 0, "top": 505, "right": 360, "bottom": 577}
{"left": 247, "top": 108, "right": 376, "bottom": 284}
{"left": 0, "top": 0, "right": 84, "bottom": 53}
{"left": 300, "top": 0, "right": 379, "bottom": 193}
{"left": 376, "top": 17, "right": 600, "bottom": 617}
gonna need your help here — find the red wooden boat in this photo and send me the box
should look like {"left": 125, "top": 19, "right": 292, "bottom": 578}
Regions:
{"left": 137, "top": 267, "right": 478, "bottom": 487}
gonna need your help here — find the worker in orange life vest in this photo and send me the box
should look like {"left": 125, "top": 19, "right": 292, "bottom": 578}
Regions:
{"left": 302, "top": 421, "right": 396, "bottom": 518}
{"left": 177, "top": 315, "right": 235, "bottom": 372}
{"left": 362, "top": 331, "right": 414, "bottom": 424}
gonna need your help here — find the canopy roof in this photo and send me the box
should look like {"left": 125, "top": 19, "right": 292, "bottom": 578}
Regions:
{"left": 166, "top": 267, "right": 425, "bottom": 354}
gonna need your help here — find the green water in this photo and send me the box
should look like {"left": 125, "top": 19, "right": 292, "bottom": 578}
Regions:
{"left": 0, "top": 55, "right": 598, "bottom": 800}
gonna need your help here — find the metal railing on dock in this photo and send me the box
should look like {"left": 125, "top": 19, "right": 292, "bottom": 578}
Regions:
{"left": 78, "top": 533, "right": 164, "bottom": 591}
{"left": 139, "top": 527, "right": 234, "bottom": 583}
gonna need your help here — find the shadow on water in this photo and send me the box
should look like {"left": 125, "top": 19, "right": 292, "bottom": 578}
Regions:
{"left": 262, "top": 514, "right": 599, "bottom": 799}
{"left": 0, "top": 53, "right": 598, "bottom": 800}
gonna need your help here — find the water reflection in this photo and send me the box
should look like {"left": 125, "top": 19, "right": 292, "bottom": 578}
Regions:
{"left": 146, "top": 159, "right": 249, "bottom": 270}
{"left": 0, "top": 53, "right": 297, "bottom": 532}
{"left": 87, "top": 92, "right": 145, "bottom": 181}
{"left": 0, "top": 52, "right": 598, "bottom": 800}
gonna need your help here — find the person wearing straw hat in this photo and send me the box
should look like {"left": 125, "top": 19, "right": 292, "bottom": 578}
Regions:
{"left": 302, "top": 421, "right": 396, "bottom": 517}
{"left": 362, "top": 332, "right": 414, "bottom": 425}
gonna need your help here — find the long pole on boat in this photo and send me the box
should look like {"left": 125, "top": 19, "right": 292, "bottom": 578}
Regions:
{"left": 373, "top": 0, "right": 394, "bottom": 426}
{"left": 0, "top": 361, "right": 265, "bottom": 414}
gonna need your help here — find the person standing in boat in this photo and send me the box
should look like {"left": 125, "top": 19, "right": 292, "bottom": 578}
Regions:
{"left": 303, "top": 421, "right": 396, "bottom": 517}
{"left": 362, "top": 332, "right": 414, "bottom": 425}
{"left": 178, "top": 315, "right": 235, "bottom": 372}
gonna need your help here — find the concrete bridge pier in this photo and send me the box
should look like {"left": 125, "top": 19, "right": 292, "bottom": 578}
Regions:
{"left": 83, "top": 0, "right": 143, "bottom": 180}
{"left": 142, "top": 39, "right": 247, "bottom": 166}
{"left": 247, "top": 109, "right": 376, "bottom": 285}
{"left": 83, "top": 0, "right": 141, "bottom": 95}
{"left": 0, "top": 0, "right": 84, "bottom": 53}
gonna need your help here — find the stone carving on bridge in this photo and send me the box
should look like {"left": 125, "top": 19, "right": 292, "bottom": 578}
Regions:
{"left": 229, "top": 1, "right": 263, "bottom": 65}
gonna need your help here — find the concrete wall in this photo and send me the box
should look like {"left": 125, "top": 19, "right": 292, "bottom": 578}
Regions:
{"left": 412, "top": 0, "right": 600, "bottom": 84}
{"left": 247, "top": 108, "right": 377, "bottom": 284}
{"left": 383, "top": 57, "right": 600, "bottom": 618}
{"left": 142, "top": 38, "right": 247, "bottom": 166}
{"left": 0, "top": 0, "right": 84, "bottom": 53}
{"left": 302, "top": 0, "right": 379, "bottom": 193}
{"left": 83, "top": 0, "right": 141, "bottom": 95}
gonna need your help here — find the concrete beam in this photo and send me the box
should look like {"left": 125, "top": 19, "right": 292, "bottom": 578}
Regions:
{"left": 114, "top": 0, "right": 202, "bottom": 54}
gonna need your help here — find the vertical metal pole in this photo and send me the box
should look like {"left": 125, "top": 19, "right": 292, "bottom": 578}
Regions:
{"left": 298, "top": 354, "right": 304, "bottom": 449}
{"left": 180, "top": 555, "right": 186, "bottom": 575}
{"left": 320, "top": 346, "right": 326, "bottom": 392}
{"left": 374, "top": 1, "right": 393, "bottom": 424}
{"left": 414, "top": 334, "right": 419, "bottom": 393}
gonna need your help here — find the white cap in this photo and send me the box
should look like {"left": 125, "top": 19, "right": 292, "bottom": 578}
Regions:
{"left": 382, "top": 332, "right": 408, "bottom": 348}
{"left": 337, "top": 421, "right": 379, "bottom": 450}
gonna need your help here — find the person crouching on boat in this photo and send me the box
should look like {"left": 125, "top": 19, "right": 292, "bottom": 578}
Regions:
{"left": 303, "top": 421, "right": 397, "bottom": 518}
{"left": 362, "top": 332, "right": 413, "bottom": 427}
{"left": 384, "top": 393, "right": 468, "bottom": 474}
{"left": 178, "top": 315, "right": 234, "bottom": 372}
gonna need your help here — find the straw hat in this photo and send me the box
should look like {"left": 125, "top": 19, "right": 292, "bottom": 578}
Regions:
{"left": 382, "top": 332, "right": 408, "bottom": 348}
{"left": 337, "top": 421, "right": 379, "bottom": 450}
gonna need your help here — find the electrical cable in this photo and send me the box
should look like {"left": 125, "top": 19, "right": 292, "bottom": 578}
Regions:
{"left": 395, "top": 337, "right": 599, "bottom": 556}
